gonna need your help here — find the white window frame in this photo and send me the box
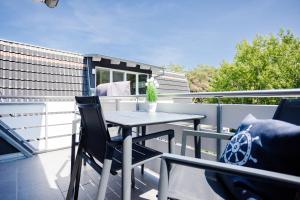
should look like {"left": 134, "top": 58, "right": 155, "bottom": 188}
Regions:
{"left": 95, "top": 66, "right": 149, "bottom": 95}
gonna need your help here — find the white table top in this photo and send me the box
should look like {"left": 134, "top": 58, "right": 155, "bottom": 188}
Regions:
{"left": 104, "top": 111, "right": 205, "bottom": 127}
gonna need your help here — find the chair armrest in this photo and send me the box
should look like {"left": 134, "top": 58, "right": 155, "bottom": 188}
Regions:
{"left": 183, "top": 129, "right": 234, "bottom": 140}
{"left": 111, "top": 129, "right": 175, "bottom": 144}
{"left": 158, "top": 153, "right": 300, "bottom": 200}
{"left": 110, "top": 129, "right": 174, "bottom": 143}
{"left": 132, "top": 129, "right": 174, "bottom": 143}
{"left": 181, "top": 129, "right": 234, "bottom": 156}
{"left": 110, "top": 129, "right": 175, "bottom": 153}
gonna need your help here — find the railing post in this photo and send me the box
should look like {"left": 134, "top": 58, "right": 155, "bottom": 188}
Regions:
{"left": 194, "top": 119, "right": 201, "bottom": 158}
{"left": 136, "top": 97, "right": 140, "bottom": 137}
{"left": 216, "top": 97, "right": 222, "bottom": 159}
{"left": 45, "top": 102, "right": 48, "bottom": 151}
{"left": 116, "top": 99, "right": 120, "bottom": 111}
{"left": 180, "top": 132, "right": 187, "bottom": 156}
{"left": 135, "top": 97, "right": 139, "bottom": 111}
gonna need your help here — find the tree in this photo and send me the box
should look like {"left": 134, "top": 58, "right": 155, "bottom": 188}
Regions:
{"left": 210, "top": 29, "right": 300, "bottom": 104}
{"left": 166, "top": 64, "right": 185, "bottom": 73}
{"left": 166, "top": 64, "right": 217, "bottom": 92}
{"left": 187, "top": 65, "right": 217, "bottom": 92}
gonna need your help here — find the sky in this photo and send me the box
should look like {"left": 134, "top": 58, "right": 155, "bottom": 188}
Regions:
{"left": 0, "top": 0, "right": 299, "bottom": 69}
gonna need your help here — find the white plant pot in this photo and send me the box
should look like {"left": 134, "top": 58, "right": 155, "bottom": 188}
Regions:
{"left": 148, "top": 102, "right": 157, "bottom": 113}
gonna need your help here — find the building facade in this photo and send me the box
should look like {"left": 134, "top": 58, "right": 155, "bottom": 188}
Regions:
{"left": 0, "top": 39, "right": 190, "bottom": 158}
{"left": 0, "top": 39, "right": 190, "bottom": 98}
{"left": 0, "top": 39, "right": 87, "bottom": 97}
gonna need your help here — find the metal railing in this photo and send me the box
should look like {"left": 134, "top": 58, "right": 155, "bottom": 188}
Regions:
{"left": 99, "top": 88, "right": 300, "bottom": 99}
{"left": 0, "top": 88, "right": 300, "bottom": 154}
{"left": 0, "top": 97, "right": 76, "bottom": 154}
{"left": 1, "top": 88, "right": 300, "bottom": 101}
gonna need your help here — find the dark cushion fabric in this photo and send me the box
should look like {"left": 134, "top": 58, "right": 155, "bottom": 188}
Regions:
{"left": 219, "top": 114, "right": 300, "bottom": 200}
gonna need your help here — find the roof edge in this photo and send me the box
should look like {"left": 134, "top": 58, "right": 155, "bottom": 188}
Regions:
{"left": 85, "top": 54, "right": 164, "bottom": 70}
{"left": 0, "top": 38, "right": 83, "bottom": 57}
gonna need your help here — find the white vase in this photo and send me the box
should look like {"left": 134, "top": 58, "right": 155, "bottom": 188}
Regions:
{"left": 148, "top": 102, "right": 157, "bottom": 112}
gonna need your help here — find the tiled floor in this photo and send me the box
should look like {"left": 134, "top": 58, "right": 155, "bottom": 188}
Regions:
{"left": 0, "top": 149, "right": 159, "bottom": 200}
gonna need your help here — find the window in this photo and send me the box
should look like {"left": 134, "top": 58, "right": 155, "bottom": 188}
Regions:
{"left": 96, "top": 68, "right": 110, "bottom": 86}
{"left": 126, "top": 73, "right": 136, "bottom": 95}
{"left": 95, "top": 67, "right": 148, "bottom": 95}
{"left": 138, "top": 74, "right": 148, "bottom": 94}
{"left": 113, "top": 71, "right": 124, "bottom": 82}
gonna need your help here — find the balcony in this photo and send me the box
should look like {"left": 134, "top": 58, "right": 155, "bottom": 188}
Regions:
{"left": 0, "top": 89, "right": 300, "bottom": 199}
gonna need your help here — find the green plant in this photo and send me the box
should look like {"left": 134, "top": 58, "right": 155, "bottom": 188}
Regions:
{"left": 209, "top": 29, "right": 300, "bottom": 104}
{"left": 146, "top": 77, "right": 159, "bottom": 102}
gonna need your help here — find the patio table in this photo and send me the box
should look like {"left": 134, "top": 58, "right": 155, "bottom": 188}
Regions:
{"left": 71, "top": 110, "right": 205, "bottom": 200}
{"left": 103, "top": 111, "right": 205, "bottom": 200}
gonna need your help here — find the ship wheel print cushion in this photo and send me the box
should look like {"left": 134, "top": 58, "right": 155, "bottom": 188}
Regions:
{"left": 219, "top": 114, "right": 300, "bottom": 200}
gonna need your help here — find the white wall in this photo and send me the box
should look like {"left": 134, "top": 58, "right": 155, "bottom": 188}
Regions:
{"left": 0, "top": 101, "right": 76, "bottom": 151}
{"left": 0, "top": 100, "right": 278, "bottom": 159}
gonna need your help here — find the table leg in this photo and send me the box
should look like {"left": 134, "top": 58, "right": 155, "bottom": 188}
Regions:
{"left": 193, "top": 119, "right": 201, "bottom": 158}
{"left": 141, "top": 125, "right": 146, "bottom": 174}
{"left": 122, "top": 127, "right": 132, "bottom": 200}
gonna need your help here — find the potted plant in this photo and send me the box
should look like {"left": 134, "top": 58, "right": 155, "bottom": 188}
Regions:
{"left": 145, "top": 77, "right": 159, "bottom": 112}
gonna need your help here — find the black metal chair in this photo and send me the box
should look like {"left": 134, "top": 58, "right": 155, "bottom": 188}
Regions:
{"left": 67, "top": 96, "right": 175, "bottom": 200}
{"left": 158, "top": 98, "right": 300, "bottom": 200}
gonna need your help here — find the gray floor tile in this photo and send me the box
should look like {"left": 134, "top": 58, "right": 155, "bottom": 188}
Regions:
{"left": 17, "top": 184, "right": 63, "bottom": 200}
{"left": 81, "top": 182, "right": 99, "bottom": 199}
{"left": 55, "top": 169, "right": 95, "bottom": 193}
{"left": 0, "top": 161, "right": 17, "bottom": 182}
{"left": 104, "top": 190, "right": 121, "bottom": 200}
{"left": 0, "top": 179, "right": 17, "bottom": 200}
{"left": 62, "top": 183, "right": 95, "bottom": 200}
{"left": 0, "top": 149, "right": 159, "bottom": 200}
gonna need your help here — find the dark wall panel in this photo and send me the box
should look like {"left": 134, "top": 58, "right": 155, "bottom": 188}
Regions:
{"left": 0, "top": 137, "right": 19, "bottom": 155}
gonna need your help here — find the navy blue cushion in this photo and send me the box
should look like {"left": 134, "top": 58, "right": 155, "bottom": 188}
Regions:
{"left": 219, "top": 114, "right": 300, "bottom": 200}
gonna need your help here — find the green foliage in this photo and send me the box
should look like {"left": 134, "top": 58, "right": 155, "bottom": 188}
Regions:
{"left": 187, "top": 65, "right": 217, "bottom": 92}
{"left": 146, "top": 82, "right": 158, "bottom": 102}
{"left": 166, "top": 64, "right": 186, "bottom": 73}
{"left": 166, "top": 64, "right": 217, "bottom": 93}
{"left": 165, "top": 30, "right": 300, "bottom": 104}
{"left": 210, "top": 29, "right": 300, "bottom": 104}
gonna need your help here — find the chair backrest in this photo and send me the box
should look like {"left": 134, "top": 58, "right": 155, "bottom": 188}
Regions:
{"left": 75, "top": 96, "right": 111, "bottom": 163}
{"left": 273, "top": 98, "right": 300, "bottom": 126}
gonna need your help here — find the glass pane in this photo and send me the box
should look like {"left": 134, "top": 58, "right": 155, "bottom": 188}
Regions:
{"left": 113, "top": 71, "right": 124, "bottom": 82}
{"left": 138, "top": 74, "right": 148, "bottom": 94}
{"left": 126, "top": 73, "right": 136, "bottom": 95}
{"left": 96, "top": 68, "right": 110, "bottom": 86}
